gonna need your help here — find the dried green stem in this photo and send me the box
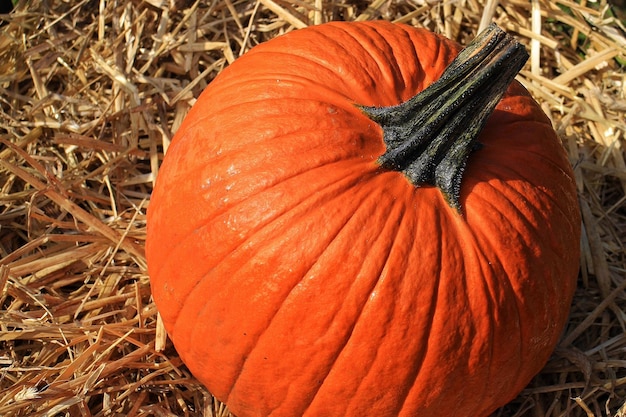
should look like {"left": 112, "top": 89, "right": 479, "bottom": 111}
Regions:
{"left": 360, "top": 23, "right": 529, "bottom": 212}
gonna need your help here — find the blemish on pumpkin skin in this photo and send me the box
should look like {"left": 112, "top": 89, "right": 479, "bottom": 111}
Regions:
{"left": 227, "top": 164, "right": 239, "bottom": 176}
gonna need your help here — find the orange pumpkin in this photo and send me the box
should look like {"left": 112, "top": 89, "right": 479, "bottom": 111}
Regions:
{"left": 146, "top": 21, "right": 580, "bottom": 417}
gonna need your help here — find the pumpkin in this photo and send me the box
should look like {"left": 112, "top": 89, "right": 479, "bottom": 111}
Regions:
{"left": 146, "top": 21, "right": 581, "bottom": 417}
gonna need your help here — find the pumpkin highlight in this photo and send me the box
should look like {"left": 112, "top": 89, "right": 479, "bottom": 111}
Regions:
{"left": 146, "top": 21, "right": 581, "bottom": 417}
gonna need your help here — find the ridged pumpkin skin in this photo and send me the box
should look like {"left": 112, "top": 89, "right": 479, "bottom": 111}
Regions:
{"left": 146, "top": 21, "right": 580, "bottom": 417}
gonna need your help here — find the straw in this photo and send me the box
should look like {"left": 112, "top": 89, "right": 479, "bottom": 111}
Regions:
{"left": 1, "top": 0, "right": 625, "bottom": 416}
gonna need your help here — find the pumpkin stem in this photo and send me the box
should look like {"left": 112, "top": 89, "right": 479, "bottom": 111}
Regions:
{"left": 359, "top": 23, "right": 529, "bottom": 212}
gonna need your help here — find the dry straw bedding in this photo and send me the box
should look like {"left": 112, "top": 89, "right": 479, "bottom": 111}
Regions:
{"left": 0, "top": 0, "right": 625, "bottom": 416}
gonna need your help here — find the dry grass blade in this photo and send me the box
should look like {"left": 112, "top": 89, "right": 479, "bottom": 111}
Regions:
{"left": 0, "top": 0, "right": 625, "bottom": 416}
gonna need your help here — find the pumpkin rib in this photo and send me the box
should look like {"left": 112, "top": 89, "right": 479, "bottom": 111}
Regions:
{"left": 502, "top": 180, "right": 574, "bottom": 260}
{"left": 189, "top": 125, "right": 374, "bottom": 181}
{"left": 304, "top": 187, "right": 441, "bottom": 417}
{"left": 473, "top": 178, "right": 551, "bottom": 274}
{"left": 275, "top": 189, "right": 408, "bottom": 416}
{"left": 318, "top": 184, "right": 427, "bottom": 416}
{"left": 215, "top": 50, "right": 360, "bottom": 99}
{"left": 196, "top": 72, "right": 364, "bottom": 110}
{"left": 476, "top": 146, "right": 571, "bottom": 180}
{"left": 336, "top": 189, "right": 434, "bottom": 415}
{"left": 328, "top": 21, "right": 454, "bottom": 101}
{"left": 174, "top": 97, "right": 371, "bottom": 149}
{"left": 470, "top": 168, "right": 569, "bottom": 234}
{"left": 445, "top": 214, "right": 498, "bottom": 414}
{"left": 151, "top": 153, "right": 376, "bottom": 290}
{"left": 462, "top": 121, "right": 578, "bottom": 229}
{"left": 397, "top": 22, "right": 452, "bottom": 90}
{"left": 154, "top": 159, "right": 379, "bottom": 338}
{"left": 222, "top": 174, "right": 407, "bottom": 412}
{"left": 189, "top": 153, "right": 378, "bottom": 248}
{"left": 336, "top": 194, "right": 424, "bottom": 416}
{"left": 376, "top": 200, "right": 448, "bottom": 417}
{"left": 150, "top": 99, "right": 381, "bottom": 264}
{"left": 397, "top": 227, "right": 478, "bottom": 415}
{"left": 456, "top": 227, "right": 498, "bottom": 414}
{"left": 193, "top": 73, "right": 360, "bottom": 113}
{"left": 363, "top": 199, "right": 443, "bottom": 417}
{"left": 466, "top": 181, "right": 566, "bottom": 384}
{"left": 463, "top": 203, "right": 526, "bottom": 398}
{"left": 320, "top": 23, "right": 410, "bottom": 96}
{"left": 239, "top": 49, "right": 379, "bottom": 104}
{"left": 481, "top": 136, "right": 569, "bottom": 175}
{"left": 200, "top": 27, "right": 387, "bottom": 106}
{"left": 468, "top": 150, "right": 578, "bottom": 246}
{"left": 330, "top": 21, "right": 456, "bottom": 105}
{"left": 238, "top": 22, "right": 449, "bottom": 107}
{"left": 188, "top": 123, "right": 375, "bottom": 193}
{"left": 475, "top": 174, "right": 577, "bottom": 303}
{"left": 183, "top": 163, "right": 382, "bottom": 317}
{"left": 184, "top": 179, "right": 378, "bottom": 402}
{"left": 170, "top": 158, "right": 380, "bottom": 325}
{"left": 467, "top": 191, "right": 527, "bottom": 310}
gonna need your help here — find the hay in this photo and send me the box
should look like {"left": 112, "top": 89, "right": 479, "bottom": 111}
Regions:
{"left": 0, "top": 0, "right": 625, "bottom": 416}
